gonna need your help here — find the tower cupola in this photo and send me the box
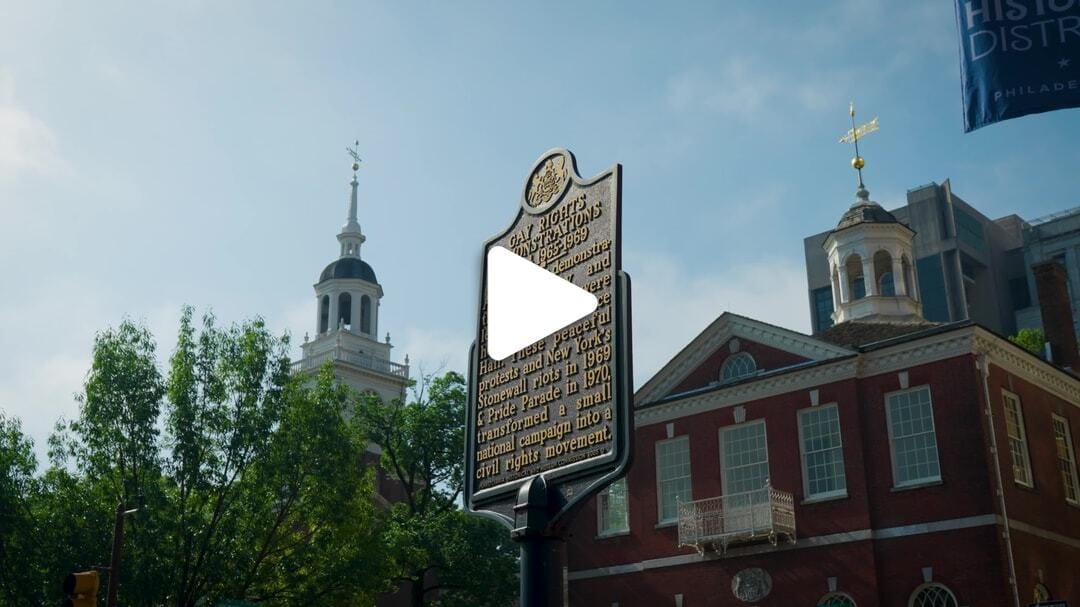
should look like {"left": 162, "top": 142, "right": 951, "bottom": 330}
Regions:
{"left": 294, "top": 143, "right": 410, "bottom": 406}
{"left": 823, "top": 106, "right": 922, "bottom": 325}
{"left": 310, "top": 145, "right": 384, "bottom": 339}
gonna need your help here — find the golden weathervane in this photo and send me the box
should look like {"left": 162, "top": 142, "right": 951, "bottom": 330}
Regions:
{"left": 346, "top": 140, "right": 362, "bottom": 173}
{"left": 839, "top": 103, "right": 878, "bottom": 189}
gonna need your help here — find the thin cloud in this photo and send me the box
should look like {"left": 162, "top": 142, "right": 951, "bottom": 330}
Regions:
{"left": 625, "top": 250, "right": 809, "bottom": 387}
{"left": 666, "top": 59, "right": 781, "bottom": 119}
{"left": 0, "top": 70, "right": 59, "bottom": 182}
{"left": 664, "top": 1, "right": 956, "bottom": 123}
{"left": 398, "top": 326, "right": 472, "bottom": 379}
{"left": 0, "top": 352, "right": 88, "bottom": 465}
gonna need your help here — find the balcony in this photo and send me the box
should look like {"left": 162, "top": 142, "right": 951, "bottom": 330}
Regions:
{"left": 290, "top": 346, "right": 410, "bottom": 379}
{"left": 677, "top": 483, "right": 796, "bottom": 555}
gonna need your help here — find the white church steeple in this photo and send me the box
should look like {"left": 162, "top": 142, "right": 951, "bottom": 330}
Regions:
{"left": 296, "top": 144, "right": 410, "bottom": 404}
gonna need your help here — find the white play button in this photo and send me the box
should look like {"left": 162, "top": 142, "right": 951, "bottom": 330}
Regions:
{"left": 486, "top": 246, "right": 598, "bottom": 361}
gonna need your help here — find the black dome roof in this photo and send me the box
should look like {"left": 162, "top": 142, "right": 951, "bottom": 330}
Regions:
{"left": 319, "top": 257, "right": 378, "bottom": 284}
{"left": 835, "top": 187, "right": 901, "bottom": 230}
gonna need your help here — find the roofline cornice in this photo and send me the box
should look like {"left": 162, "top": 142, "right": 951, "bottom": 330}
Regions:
{"left": 634, "top": 324, "right": 1080, "bottom": 427}
{"left": 973, "top": 327, "right": 1080, "bottom": 405}
{"left": 635, "top": 357, "right": 858, "bottom": 427}
{"left": 634, "top": 313, "right": 853, "bottom": 406}
{"left": 823, "top": 221, "right": 917, "bottom": 249}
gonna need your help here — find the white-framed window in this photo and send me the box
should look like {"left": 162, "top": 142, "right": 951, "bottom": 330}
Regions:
{"left": 799, "top": 404, "right": 847, "bottom": 499}
{"left": 908, "top": 582, "right": 958, "bottom": 607}
{"left": 1052, "top": 414, "right": 1080, "bottom": 505}
{"left": 720, "top": 421, "right": 769, "bottom": 496}
{"left": 1001, "top": 390, "right": 1033, "bottom": 487}
{"left": 818, "top": 592, "right": 856, "bottom": 607}
{"left": 597, "top": 477, "right": 629, "bottom": 536}
{"left": 656, "top": 437, "right": 691, "bottom": 524}
{"left": 720, "top": 353, "right": 756, "bottom": 383}
{"left": 886, "top": 386, "right": 942, "bottom": 487}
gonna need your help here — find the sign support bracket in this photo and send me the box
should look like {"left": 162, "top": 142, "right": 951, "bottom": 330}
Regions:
{"left": 511, "top": 475, "right": 564, "bottom": 607}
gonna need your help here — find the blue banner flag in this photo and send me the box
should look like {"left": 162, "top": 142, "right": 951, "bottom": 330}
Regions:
{"left": 955, "top": 0, "right": 1080, "bottom": 131}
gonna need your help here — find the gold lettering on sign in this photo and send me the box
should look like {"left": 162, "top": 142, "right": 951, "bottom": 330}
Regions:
{"left": 474, "top": 176, "right": 620, "bottom": 490}
{"left": 543, "top": 426, "right": 611, "bottom": 459}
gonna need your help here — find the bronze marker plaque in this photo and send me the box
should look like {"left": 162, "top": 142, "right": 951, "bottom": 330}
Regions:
{"left": 466, "top": 149, "right": 632, "bottom": 526}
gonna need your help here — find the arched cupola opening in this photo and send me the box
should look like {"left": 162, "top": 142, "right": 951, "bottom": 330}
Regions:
{"left": 319, "top": 296, "right": 330, "bottom": 334}
{"left": 360, "top": 295, "right": 372, "bottom": 335}
{"left": 902, "top": 255, "right": 915, "bottom": 300}
{"left": 338, "top": 293, "right": 352, "bottom": 329}
{"left": 874, "top": 250, "right": 894, "bottom": 296}
{"left": 831, "top": 264, "right": 842, "bottom": 304}
{"left": 846, "top": 254, "right": 866, "bottom": 300}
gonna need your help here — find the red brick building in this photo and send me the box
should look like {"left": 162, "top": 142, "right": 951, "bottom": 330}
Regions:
{"left": 565, "top": 189, "right": 1080, "bottom": 607}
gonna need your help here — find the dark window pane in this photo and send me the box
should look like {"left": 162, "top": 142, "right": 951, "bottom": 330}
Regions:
{"left": 917, "top": 254, "right": 950, "bottom": 322}
{"left": 852, "top": 277, "right": 866, "bottom": 300}
{"left": 1008, "top": 277, "right": 1031, "bottom": 309}
{"left": 813, "top": 286, "right": 834, "bottom": 333}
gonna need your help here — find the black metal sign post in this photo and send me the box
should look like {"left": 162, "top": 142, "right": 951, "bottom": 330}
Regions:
{"left": 465, "top": 149, "right": 633, "bottom": 606}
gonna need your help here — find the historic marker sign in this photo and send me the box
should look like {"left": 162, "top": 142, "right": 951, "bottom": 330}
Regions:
{"left": 466, "top": 149, "right": 632, "bottom": 525}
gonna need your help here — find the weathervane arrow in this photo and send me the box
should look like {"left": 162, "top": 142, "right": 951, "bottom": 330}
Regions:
{"left": 839, "top": 103, "right": 879, "bottom": 189}
{"left": 839, "top": 116, "right": 879, "bottom": 144}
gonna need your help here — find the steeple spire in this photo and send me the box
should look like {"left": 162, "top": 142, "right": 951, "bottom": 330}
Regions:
{"left": 338, "top": 141, "right": 366, "bottom": 258}
{"left": 839, "top": 102, "right": 879, "bottom": 199}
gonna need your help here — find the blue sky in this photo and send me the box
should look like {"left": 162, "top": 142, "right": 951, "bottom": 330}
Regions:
{"left": 2, "top": 0, "right": 1078, "bottom": 459}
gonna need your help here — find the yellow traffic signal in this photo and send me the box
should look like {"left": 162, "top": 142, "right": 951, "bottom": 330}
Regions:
{"left": 62, "top": 570, "right": 99, "bottom": 607}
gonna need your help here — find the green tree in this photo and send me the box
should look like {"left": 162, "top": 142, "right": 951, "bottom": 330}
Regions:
{"left": 162, "top": 308, "right": 389, "bottom": 606}
{"left": 221, "top": 365, "right": 392, "bottom": 605}
{"left": 1009, "top": 328, "right": 1046, "bottom": 355}
{"left": 0, "top": 414, "right": 40, "bottom": 605}
{"left": 18, "top": 308, "right": 391, "bottom": 607}
{"left": 163, "top": 308, "right": 293, "bottom": 606}
{"left": 359, "top": 372, "right": 517, "bottom": 607}
{"left": 49, "top": 319, "right": 171, "bottom": 606}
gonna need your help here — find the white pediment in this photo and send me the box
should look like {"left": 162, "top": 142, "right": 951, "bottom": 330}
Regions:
{"left": 635, "top": 312, "right": 854, "bottom": 406}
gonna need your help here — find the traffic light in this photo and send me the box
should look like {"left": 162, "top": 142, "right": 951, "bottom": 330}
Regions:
{"left": 62, "top": 571, "right": 99, "bottom": 607}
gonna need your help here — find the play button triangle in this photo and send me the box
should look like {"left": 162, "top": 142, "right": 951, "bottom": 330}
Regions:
{"left": 486, "top": 246, "right": 598, "bottom": 361}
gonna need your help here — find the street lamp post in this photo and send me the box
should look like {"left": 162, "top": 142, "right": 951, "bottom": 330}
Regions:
{"left": 105, "top": 501, "right": 140, "bottom": 607}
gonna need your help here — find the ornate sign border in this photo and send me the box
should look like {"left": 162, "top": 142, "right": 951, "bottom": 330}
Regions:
{"left": 465, "top": 149, "right": 633, "bottom": 530}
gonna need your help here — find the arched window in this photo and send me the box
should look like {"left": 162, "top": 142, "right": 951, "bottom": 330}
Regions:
{"left": 879, "top": 272, "right": 895, "bottom": 296}
{"left": 873, "top": 250, "right": 893, "bottom": 296}
{"left": 909, "top": 583, "right": 958, "bottom": 607}
{"left": 338, "top": 292, "right": 352, "bottom": 329}
{"left": 360, "top": 295, "right": 372, "bottom": 335}
{"left": 846, "top": 254, "right": 865, "bottom": 300}
{"left": 818, "top": 592, "right": 856, "bottom": 607}
{"left": 319, "top": 295, "right": 330, "bottom": 333}
{"left": 721, "top": 353, "right": 756, "bottom": 383}
{"left": 902, "top": 255, "right": 915, "bottom": 299}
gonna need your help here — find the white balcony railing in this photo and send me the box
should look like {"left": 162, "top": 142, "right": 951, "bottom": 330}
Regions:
{"left": 290, "top": 347, "right": 410, "bottom": 379}
{"left": 677, "top": 482, "right": 796, "bottom": 555}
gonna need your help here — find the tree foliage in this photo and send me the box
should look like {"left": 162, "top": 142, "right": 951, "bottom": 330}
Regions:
{"left": 0, "top": 312, "right": 516, "bottom": 607}
{"left": 0, "top": 414, "right": 40, "bottom": 605}
{"left": 358, "top": 372, "right": 517, "bottom": 607}
{"left": 0, "top": 310, "right": 390, "bottom": 606}
{"left": 1009, "top": 328, "right": 1047, "bottom": 355}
